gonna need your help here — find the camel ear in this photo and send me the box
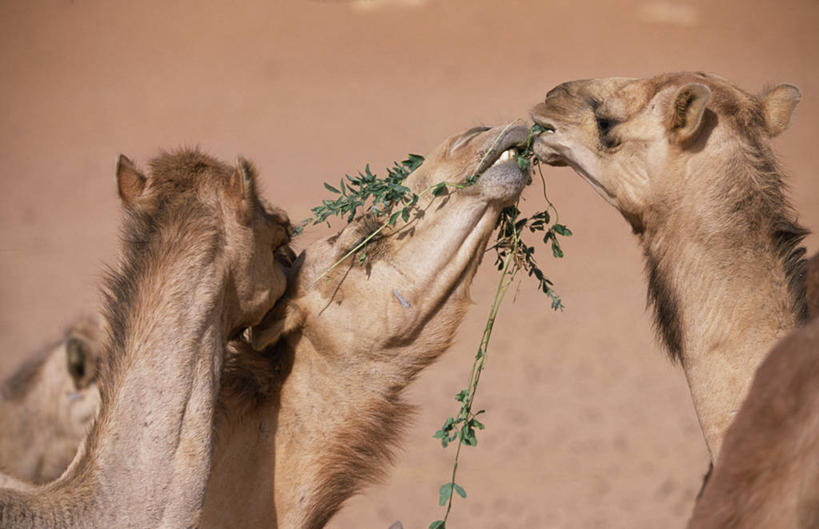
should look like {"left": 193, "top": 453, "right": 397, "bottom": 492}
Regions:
{"left": 227, "top": 156, "right": 257, "bottom": 225}
{"left": 66, "top": 336, "right": 90, "bottom": 388}
{"left": 667, "top": 83, "right": 711, "bottom": 145}
{"left": 762, "top": 84, "right": 800, "bottom": 137}
{"left": 116, "top": 154, "right": 146, "bottom": 206}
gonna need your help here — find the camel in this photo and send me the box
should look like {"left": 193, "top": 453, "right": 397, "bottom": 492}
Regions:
{"left": 199, "top": 122, "right": 531, "bottom": 528}
{"left": 0, "top": 316, "right": 103, "bottom": 484}
{"left": 687, "top": 314, "right": 819, "bottom": 528}
{"left": 530, "top": 72, "right": 808, "bottom": 459}
{"left": 0, "top": 149, "right": 291, "bottom": 528}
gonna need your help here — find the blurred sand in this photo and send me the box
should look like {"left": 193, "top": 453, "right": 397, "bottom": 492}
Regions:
{"left": 1, "top": 1, "right": 817, "bottom": 528}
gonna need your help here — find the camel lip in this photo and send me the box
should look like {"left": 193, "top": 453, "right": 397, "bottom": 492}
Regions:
{"left": 473, "top": 124, "right": 530, "bottom": 177}
{"left": 533, "top": 134, "right": 569, "bottom": 166}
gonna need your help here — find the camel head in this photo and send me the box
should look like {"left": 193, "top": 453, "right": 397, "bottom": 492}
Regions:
{"left": 114, "top": 151, "right": 292, "bottom": 334}
{"left": 0, "top": 316, "right": 103, "bottom": 484}
{"left": 250, "top": 122, "right": 529, "bottom": 356}
{"left": 530, "top": 72, "right": 801, "bottom": 232}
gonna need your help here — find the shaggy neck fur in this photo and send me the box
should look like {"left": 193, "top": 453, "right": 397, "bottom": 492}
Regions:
{"left": 641, "top": 137, "right": 807, "bottom": 458}
{"left": 0, "top": 202, "right": 228, "bottom": 528}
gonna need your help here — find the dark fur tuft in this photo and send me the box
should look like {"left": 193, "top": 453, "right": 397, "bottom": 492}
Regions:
{"left": 303, "top": 389, "right": 414, "bottom": 529}
{"left": 645, "top": 253, "right": 684, "bottom": 362}
{"left": 772, "top": 217, "right": 809, "bottom": 324}
{"left": 742, "top": 134, "right": 809, "bottom": 326}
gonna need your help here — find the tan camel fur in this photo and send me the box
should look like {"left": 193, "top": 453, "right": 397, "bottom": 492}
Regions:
{"left": 0, "top": 150, "right": 290, "bottom": 528}
{"left": 687, "top": 315, "right": 819, "bottom": 529}
{"left": 531, "top": 72, "right": 808, "bottom": 458}
{"left": 0, "top": 316, "right": 103, "bottom": 484}
{"left": 199, "top": 123, "right": 531, "bottom": 529}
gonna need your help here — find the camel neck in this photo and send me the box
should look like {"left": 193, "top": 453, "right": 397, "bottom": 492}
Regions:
{"left": 0, "top": 213, "right": 227, "bottom": 528}
{"left": 276, "top": 341, "right": 410, "bottom": 529}
{"left": 642, "top": 193, "right": 805, "bottom": 458}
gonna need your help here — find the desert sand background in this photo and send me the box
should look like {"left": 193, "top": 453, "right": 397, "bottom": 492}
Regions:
{"left": 1, "top": 1, "right": 818, "bottom": 528}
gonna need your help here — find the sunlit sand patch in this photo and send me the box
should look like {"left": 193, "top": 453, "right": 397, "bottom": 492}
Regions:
{"left": 352, "top": 0, "right": 431, "bottom": 11}
{"left": 638, "top": 2, "right": 699, "bottom": 27}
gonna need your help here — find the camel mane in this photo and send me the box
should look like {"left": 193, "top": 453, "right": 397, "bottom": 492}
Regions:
{"left": 98, "top": 150, "right": 229, "bottom": 405}
{"left": 643, "top": 76, "right": 808, "bottom": 363}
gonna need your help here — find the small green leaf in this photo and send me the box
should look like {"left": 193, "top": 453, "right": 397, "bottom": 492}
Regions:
{"left": 432, "top": 182, "right": 448, "bottom": 196}
{"left": 532, "top": 123, "right": 549, "bottom": 135}
{"left": 429, "top": 521, "right": 446, "bottom": 529}
{"left": 358, "top": 251, "right": 367, "bottom": 264}
{"left": 552, "top": 242, "right": 564, "bottom": 258}
{"left": 323, "top": 182, "right": 341, "bottom": 194}
{"left": 553, "top": 224, "right": 573, "bottom": 236}
{"left": 453, "top": 483, "right": 467, "bottom": 499}
{"left": 454, "top": 389, "right": 469, "bottom": 402}
{"left": 389, "top": 211, "right": 401, "bottom": 226}
{"left": 459, "top": 426, "right": 477, "bottom": 446}
{"left": 439, "top": 483, "right": 453, "bottom": 506}
{"left": 401, "top": 207, "right": 410, "bottom": 222}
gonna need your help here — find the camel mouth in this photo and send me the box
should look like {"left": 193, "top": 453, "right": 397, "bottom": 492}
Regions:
{"left": 533, "top": 133, "right": 569, "bottom": 167}
{"left": 465, "top": 124, "right": 530, "bottom": 204}
{"left": 473, "top": 125, "right": 530, "bottom": 177}
{"left": 275, "top": 244, "right": 297, "bottom": 268}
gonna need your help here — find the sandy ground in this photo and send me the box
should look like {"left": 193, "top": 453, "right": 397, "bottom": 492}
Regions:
{"left": 1, "top": 1, "right": 818, "bottom": 528}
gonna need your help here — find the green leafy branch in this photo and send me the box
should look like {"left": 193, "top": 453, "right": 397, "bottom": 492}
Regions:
{"left": 428, "top": 130, "right": 570, "bottom": 529}
{"left": 429, "top": 221, "right": 520, "bottom": 529}
{"left": 308, "top": 154, "right": 425, "bottom": 227}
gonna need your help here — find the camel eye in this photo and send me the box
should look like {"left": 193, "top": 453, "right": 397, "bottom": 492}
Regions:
{"left": 595, "top": 115, "right": 621, "bottom": 149}
{"left": 596, "top": 115, "right": 614, "bottom": 135}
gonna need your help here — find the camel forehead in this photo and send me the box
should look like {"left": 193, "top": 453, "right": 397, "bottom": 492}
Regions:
{"left": 150, "top": 149, "right": 231, "bottom": 188}
{"left": 575, "top": 72, "right": 761, "bottom": 118}
{"left": 147, "top": 149, "right": 234, "bottom": 193}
